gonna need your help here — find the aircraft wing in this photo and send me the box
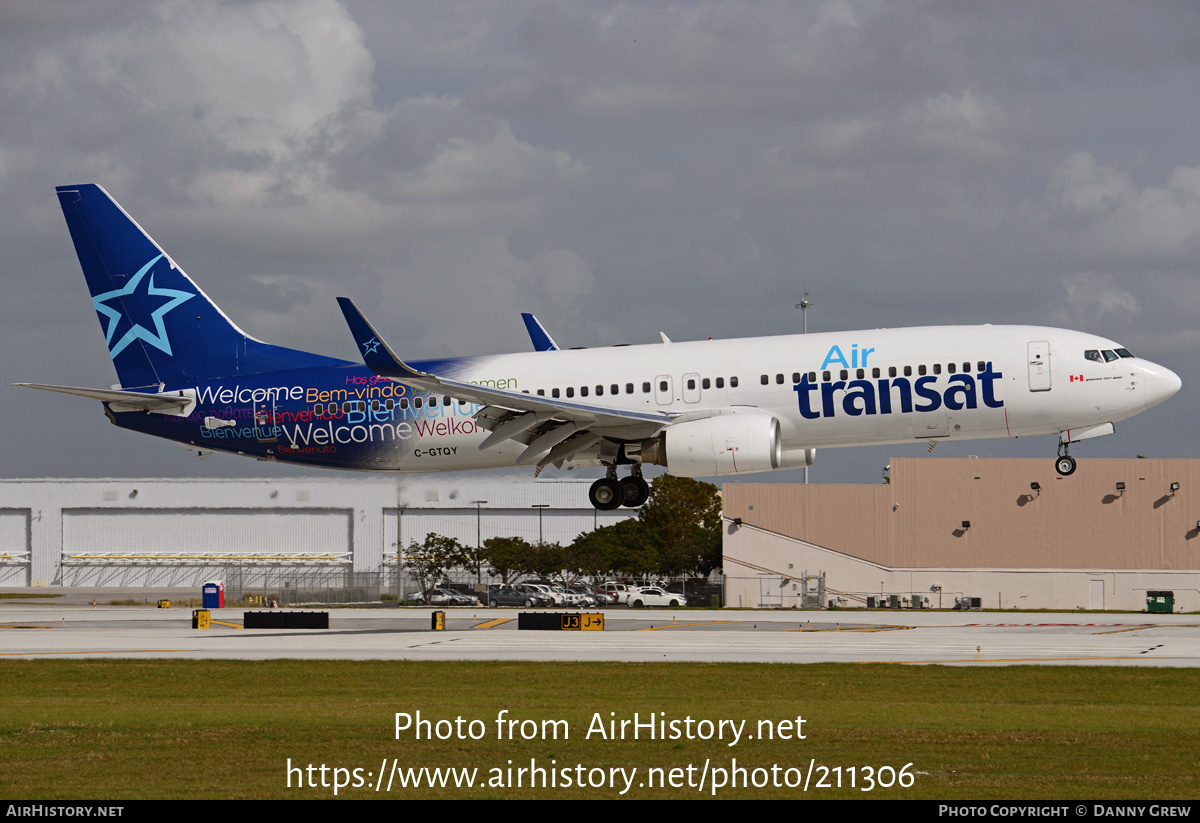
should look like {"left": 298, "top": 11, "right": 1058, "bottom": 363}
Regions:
{"left": 14, "top": 383, "right": 196, "bottom": 415}
{"left": 337, "top": 298, "right": 671, "bottom": 463}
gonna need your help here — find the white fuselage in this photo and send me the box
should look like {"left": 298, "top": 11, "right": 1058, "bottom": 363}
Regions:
{"left": 308, "top": 324, "right": 1178, "bottom": 475}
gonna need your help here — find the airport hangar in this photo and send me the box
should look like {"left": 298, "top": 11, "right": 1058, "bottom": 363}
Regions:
{"left": 0, "top": 476, "right": 633, "bottom": 590}
{"left": 723, "top": 457, "right": 1200, "bottom": 612}
{"left": 2, "top": 458, "right": 1197, "bottom": 612}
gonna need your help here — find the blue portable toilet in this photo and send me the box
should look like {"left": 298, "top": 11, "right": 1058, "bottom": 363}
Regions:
{"left": 201, "top": 580, "right": 225, "bottom": 609}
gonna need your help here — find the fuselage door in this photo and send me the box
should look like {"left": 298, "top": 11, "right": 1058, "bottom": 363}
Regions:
{"left": 655, "top": 375, "right": 674, "bottom": 406}
{"left": 682, "top": 373, "right": 701, "bottom": 404}
{"left": 254, "top": 396, "right": 278, "bottom": 442}
{"left": 1028, "top": 341, "right": 1052, "bottom": 392}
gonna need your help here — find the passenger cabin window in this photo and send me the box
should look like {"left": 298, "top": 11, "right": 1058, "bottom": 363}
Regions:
{"left": 552, "top": 389, "right": 560, "bottom": 398}
{"left": 889, "top": 366, "right": 897, "bottom": 378}
{"left": 760, "top": 374, "right": 769, "bottom": 385}
{"left": 428, "top": 397, "right": 437, "bottom": 408}
{"left": 808, "top": 372, "right": 817, "bottom": 382}
{"left": 642, "top": 382, "right": 651, "bottom": 393}
{"left": 903, "top": 366, "right": 912, "bottom": 377}
{"left": 963, "top": 362, "right": 971, "bottom": 373}
{"left": 625, "top": 383, "right": 634, "bottom": 394}
{"left": 776, "top": 374, "right": 784, "bottom": 384}
{"left": 918, "top": 365, "right": 927, "bottom": 376}
{"left": 580, "top": 386, "right": 588, "bottom": 397}
{"left": 414, "top": 398, "right": 423, "bottom": 409}
{"left": 372, "top": 400, "right": 380, "bottom": 411}
{"left": 872, "top": 368, "right": 880, "bottom": 378}
{"left": 716, "top": 377, "right": 725, "bottom": 388}
{"left": 702, "top": 378, "right": 711, "bottom": 389}
{"left": 977, "top": 361, "right": 985, "bottom": 372}
{"left": 947, "top": 363, "right": 956, "bottom": 374}
{"left": 730, "top": 376, "right": 739, "bottom": 388}
{"left": 856, "top": 369, "right": 865, "bottom": 379}
{"left": 385, "top": 399, "right": 394, "bottom": 410}
{"left": 686, "top": 378, "right": 696, "bottom": 390}
{"left": 399, "top": 399, "right": 408, "bottom": 410}
{"left": 658, "top": 380, "right": 668, "bottom": 392}
{"left": 823, "top": 371, "right": 831, "bottom": 382}
{"left": 840, "top": 370, "right": 848, "bottom": 380}
{"left": 566, "top": 387, "right": 575, "bottom": 398}
{"left": 932, "top": 364, "right": 941, "bottom": 375}
{"left": 537, "top": 389, "right": 545, "bottom": 396}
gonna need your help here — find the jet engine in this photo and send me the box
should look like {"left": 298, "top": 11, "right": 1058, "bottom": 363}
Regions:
{"left": 658, "top": 413, "right": 782, "bottom": 477}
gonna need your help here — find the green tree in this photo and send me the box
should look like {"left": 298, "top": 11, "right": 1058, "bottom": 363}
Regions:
{"left": 405, "top": 532, "right": 468, "bottom": 596}
{"left": 569, "top": 518, "right": 661, "bottom": 578}
{"left": 640, "top": 475, "right": 723, "bottom": 576}
{"left": 482, "top": 536, "right": 535, "bottom": 586}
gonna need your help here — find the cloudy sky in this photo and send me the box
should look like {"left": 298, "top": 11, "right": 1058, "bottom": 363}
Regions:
{"left": 2, "top": 0, "right": 1198, "bottom": 484}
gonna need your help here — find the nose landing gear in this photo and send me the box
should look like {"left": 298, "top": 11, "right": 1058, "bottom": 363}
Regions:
{"left": 1055, "top": 443, "right": 1077, "bottom": 477}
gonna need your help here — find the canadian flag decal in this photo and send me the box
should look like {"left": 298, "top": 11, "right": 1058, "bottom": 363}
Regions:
{"left": 1069, "top": 374, "right": 1084, "bottom": 382}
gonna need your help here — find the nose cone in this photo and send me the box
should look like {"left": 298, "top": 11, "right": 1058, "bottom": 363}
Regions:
{"left": 1143, "top": 362, "right": 1182, "bottom": 410}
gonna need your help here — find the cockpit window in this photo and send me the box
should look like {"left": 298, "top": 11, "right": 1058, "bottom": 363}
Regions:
{"left": 1084, "top": 350, "right": 1102, "bottom": 362}
{"left": 1115, "top": 348, "right": 1134, "bottom": 358}
{"left": 1102, "top": 350, "right": 1118, "bottom": 363}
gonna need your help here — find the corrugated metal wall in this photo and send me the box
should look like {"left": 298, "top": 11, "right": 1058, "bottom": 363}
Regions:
{"left": 0, "top": 508, "right": 30, "bottom": 586}
{"left": 61, "top": 509, "right": 353, "bottom": 556}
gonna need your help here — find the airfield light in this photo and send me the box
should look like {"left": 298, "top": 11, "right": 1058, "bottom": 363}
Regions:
{"left": 1115, "top": 482, "right": 1126, "bottom": 491}
{"left": 1170, "top": 482, "right": 1181, "bottom": 493}
{"left": 961, "top": 520, "right": 971, "bottom": 530}
{"left": 1030, "top": 482, "right": 1040, "bottom": 491}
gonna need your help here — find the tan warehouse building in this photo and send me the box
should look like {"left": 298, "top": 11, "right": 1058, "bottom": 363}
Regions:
{"left": 723, "top": 458, "right": 1200, "bottom": 612}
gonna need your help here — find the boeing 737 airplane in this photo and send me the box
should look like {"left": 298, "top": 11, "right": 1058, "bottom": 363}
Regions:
{"left": 18, "top": 185, "right": 1182, "bottom": 509}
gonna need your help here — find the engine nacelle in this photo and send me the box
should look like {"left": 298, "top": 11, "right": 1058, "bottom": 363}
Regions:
{"left": 662, "top": 413, "right": 782, "bottom": 477}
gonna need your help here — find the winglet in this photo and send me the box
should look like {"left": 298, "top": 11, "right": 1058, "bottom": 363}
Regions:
{"left": 521, "top": 313, "right": 559, "bottom": 351}
{"left": 336, "top": 297, "right": 437, "bottom": 383}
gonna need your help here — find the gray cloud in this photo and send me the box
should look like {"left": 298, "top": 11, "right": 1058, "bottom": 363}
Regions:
{"left": 2, "top": 0, "right": 1198, "bottom": 483}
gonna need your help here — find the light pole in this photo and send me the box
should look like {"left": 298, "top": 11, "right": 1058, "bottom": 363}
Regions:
{"left": 531, "top": 504, "right": 550, "bottom": 545}
{"left": 471, "top": 500, "right": 487, "bottom": 589}
{"left": 794, "top": 291, "right": 814, "bottom": 484}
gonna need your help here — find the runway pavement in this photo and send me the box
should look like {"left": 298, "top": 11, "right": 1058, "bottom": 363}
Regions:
{"left": 2, "top": 600, "right": 1198, "bottom": 666}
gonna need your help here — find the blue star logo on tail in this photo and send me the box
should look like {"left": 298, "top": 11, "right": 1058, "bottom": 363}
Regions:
{"left": 93, "top": 254, "right": 195, "bottom": 358}
{"left": 362, "top": 337, "right": 381, "bottom": 355}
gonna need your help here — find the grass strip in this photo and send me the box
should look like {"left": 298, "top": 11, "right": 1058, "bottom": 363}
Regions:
{"left": 1, "top": 660, "right": 1197, "bottom": 799}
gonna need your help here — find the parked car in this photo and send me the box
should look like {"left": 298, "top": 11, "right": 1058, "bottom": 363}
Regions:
{"left": 421, "top": 587, "right": 479, "bottom": 606}
{"left": 625, "top": 587, "right": 686, "bottom": 608}
{"left": 484, "top": 587, "right": 551, "bottom": 607}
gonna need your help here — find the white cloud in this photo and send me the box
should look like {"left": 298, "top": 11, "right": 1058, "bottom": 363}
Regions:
{"left": 71, "top": 0, "right": 374, "bottom": 158}
{"left": 1047, "top": 153, "right": 1200, "bottom": 262}
{"left": 1063, "top": 272, "right": 1140, "bottom": 315}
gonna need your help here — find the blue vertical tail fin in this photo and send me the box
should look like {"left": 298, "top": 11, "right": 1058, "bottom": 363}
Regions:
{"left": 56, "top": 184, "right": 346, "bottom": 388}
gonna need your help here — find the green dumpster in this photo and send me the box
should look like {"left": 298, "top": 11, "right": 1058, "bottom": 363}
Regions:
{"left": 1146, "top": 591, "right": 1174, "bottom": 614}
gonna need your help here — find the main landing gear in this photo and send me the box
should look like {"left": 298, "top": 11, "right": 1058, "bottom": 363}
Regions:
{"left": 1055, "top": 442, "right": 1077, "bottom": 477}
{"left": 589, "top": 465, "right": 649, "bottom": 511}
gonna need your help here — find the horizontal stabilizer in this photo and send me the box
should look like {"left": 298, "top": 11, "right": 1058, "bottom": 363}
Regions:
{"left": 14, "top": 382, "right": 196, "bottom": 415}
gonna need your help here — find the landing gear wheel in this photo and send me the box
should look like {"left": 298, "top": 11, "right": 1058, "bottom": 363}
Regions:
{"left": 589, "top": 477, "right": 623, "bottom": 510}
{"left": 620, "top": 475, "right": 650, "bottom": 508}
{"left": 1055, "top": 455, "right": 1077, "bottom": 476}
